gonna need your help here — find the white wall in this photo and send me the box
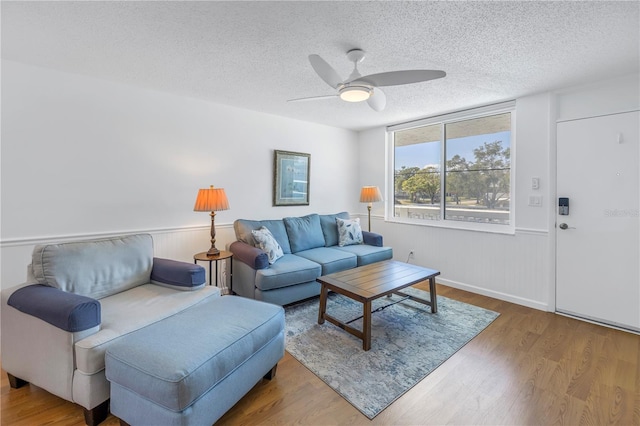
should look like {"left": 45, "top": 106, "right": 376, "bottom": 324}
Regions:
{"left": 556, "top": 73, "right": 640, "bottom": 122}
{"left": 357, "top": 127, "right": 388, "bottom": 219}
{"left": 3, "top": 59, "right": 637, "bottom": 312}
{"left": 0, "top": 61, "right": 359, "bottom": 288}
{"left": 358, "top": 93, "right": 552, "bottom": 310}
{"left": 358, "top": 74, "right": 640, "bottom": 311}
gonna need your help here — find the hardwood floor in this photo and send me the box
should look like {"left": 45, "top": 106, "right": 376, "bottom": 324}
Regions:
{"left": 2, "top": 283, "right": 639, "bottom": 425}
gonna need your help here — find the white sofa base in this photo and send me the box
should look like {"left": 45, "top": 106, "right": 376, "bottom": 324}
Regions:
{"left": 1, "top": 284, "right": 221, "bottom": 420}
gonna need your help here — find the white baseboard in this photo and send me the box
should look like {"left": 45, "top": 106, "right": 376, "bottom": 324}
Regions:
{"left": 556, "top": 311, "right": 640, "bottom": 334}
{"left": 437, "top": 277, "right": 551, "bottom": 312}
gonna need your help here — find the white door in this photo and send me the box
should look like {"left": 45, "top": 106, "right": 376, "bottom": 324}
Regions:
{"left": 556, "top": 111, "right": 640, "bottom": 331}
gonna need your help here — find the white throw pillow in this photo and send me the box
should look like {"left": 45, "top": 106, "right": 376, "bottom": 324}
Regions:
{"left": 336, "top": 217, "right": 363, "bottom": 247}
{"left": 251, "top": 226, "right": 284, "bottom": 264}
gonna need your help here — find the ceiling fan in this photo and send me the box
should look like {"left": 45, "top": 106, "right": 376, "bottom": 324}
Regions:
{"left": 288, "top": 49, "right": 446, "bottom": 112}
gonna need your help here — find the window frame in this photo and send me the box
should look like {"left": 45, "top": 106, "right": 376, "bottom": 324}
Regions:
{"left": 386, "top": 101, "right": 516, "bottom": 234}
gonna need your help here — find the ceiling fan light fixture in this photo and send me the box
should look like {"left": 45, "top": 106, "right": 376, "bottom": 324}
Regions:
{"left": 301, "top": 49, "right": 446, "bottom": 112}
{"left": 339, "top": 85, "right": 372, "bottom": 102}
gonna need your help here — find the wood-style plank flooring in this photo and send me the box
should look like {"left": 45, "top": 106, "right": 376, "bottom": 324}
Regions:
{"left": 2, "top": 283, "right": 639, "bottom": 425}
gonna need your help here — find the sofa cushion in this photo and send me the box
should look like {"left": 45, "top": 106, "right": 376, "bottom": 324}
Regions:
{"left": 251, "top": 227, "right": 284, "bottom": 264}
{"left": 234, "top": 219, "right": 292, "bottom": 254}
{"left": 30, "top": 234, "right": 154, "bottom": 299}
{"left": 74, "top": 284, "right": 221, "bottom": 375}
{"left": 283, "top": 214, "right": 325, "bottom": 253}
{"left": 105, "top": 296, "right": 284, "bottom": 412}
{"left": 254, "top": 254, "right": 321, "bottom": 291}
{"left": 334, "top": 244, "right": 394, "bottom": 266}
{"left": 336, "top": 217, "right": 364, "bottom": 247}
{"left": 295, "top": 247, "right": 357, "bottom": 275}
{"left": 319, "top": 212, "right": 350, "bottom": 247}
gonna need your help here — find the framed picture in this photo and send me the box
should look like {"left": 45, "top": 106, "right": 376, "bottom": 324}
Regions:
{"left": 273, "top": 150, "right": 310, "bottom": 206}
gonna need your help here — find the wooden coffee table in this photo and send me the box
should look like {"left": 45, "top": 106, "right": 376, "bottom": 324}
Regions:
{"left": 316, "top": 260, "right": 440, "bottom": 351}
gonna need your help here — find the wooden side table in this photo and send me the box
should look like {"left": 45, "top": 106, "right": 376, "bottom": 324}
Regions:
{"left": 194, "top": 250, "right": 233, "bottom": 293}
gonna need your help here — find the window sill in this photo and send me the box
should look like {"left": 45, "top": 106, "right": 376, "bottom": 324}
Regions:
{"left": 387, "top": 216, "right": 516, "bottom": 235}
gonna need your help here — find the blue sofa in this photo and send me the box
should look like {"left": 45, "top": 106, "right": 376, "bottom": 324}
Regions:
{"left": 229, "top": 212, "right": 393, "bottom": 305}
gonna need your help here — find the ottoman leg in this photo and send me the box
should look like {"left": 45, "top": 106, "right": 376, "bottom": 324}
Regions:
{"left": 263, "top": 363, "right": 278, "bottom": 380}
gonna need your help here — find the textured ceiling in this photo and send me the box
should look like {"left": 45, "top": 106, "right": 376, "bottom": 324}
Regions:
{"left": 2, "top": 1, "right": 639, "bottom": 131}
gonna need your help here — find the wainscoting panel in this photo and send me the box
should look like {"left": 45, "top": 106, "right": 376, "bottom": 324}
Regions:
{"left": 366, "top": 215, "right": 550, "bottom": 311}
{"left": 0, "top": 224, "right": 237, "bottom": 292}
{"left": 1, "top": 219, "right": 550, "bottom": 311}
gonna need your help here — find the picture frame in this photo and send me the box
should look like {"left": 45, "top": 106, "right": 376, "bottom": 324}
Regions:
{"left": 273, "top": 150, "right": 310, "bottom": 206}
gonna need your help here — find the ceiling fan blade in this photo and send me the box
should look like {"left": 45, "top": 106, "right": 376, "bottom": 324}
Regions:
{"left": 367, "top": 88, "right": 386, "bottom": 112}
{"left": 308, "top": 54, "right": 343, "bottom": 89}
{"left": 350, "top": 70, "right": 446, "bottom": 87}
{"left": 287, "top": 94, "right": 339, "bottom": 103}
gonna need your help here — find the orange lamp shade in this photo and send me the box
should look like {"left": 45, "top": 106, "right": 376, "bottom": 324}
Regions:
{"left": 194, "top": 186, "right": 230, "bottom": 212}
{"left": 359, "top": 186, "right": 383, "bottom": 203}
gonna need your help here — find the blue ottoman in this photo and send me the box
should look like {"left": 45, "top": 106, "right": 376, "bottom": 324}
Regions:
{"left": 105, "top": 296, "right": 285, "bottom": 426}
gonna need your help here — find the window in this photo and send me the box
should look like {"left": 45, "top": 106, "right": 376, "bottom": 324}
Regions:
{"left": 389, "top": 103, "right": 514, "bottom": 230}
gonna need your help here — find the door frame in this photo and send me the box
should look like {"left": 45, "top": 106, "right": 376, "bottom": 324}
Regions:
{"left": 548, "top": 102, "right": 558, "bottom": 314}
{"left": 553, "top": 108, "right": 640, "bottom": 332}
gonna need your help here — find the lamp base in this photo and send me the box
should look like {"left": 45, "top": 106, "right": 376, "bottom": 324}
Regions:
{"left": 206, "top": 247, "right": 220, "bottom": 257}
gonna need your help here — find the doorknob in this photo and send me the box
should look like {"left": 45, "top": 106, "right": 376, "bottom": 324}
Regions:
{"left": 559, "top": 223, "right": 575, "bottom": 230}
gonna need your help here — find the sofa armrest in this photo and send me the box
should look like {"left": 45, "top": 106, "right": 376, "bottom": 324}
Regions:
{"left": 229, "top": 241, "right": 269, "bottom": 270}
{"left": 362, "top": 231, "right": 383, "bottom": 247}
{"left": 151, "top": 257, "right": 206, "bottom": 290}
{"left": 7, "top": 284, "right": 101, "bottom": 332}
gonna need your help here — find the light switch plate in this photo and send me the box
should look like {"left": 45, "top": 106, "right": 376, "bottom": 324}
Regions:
{"left": 532, "top": 177, "right": 540, "bottom": 190}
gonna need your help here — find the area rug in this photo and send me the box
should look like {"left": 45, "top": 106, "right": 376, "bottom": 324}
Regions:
{"left": 284, "top": 287, "right": 499, "bottom": 419}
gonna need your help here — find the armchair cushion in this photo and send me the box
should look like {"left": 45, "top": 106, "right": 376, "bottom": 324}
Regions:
{"left": 30, "top": 234, "right": 154, "bottom": 299}
{"left": 151, "top": 258, "right": 206, "bottom": 290}
{"left": 230, "top": 241, "right": 269, "bottom": 270}
{"left": 75, "top": 285, "right": 221, "bottom": 376}
{"left": 7, "top": 284, "right": 100, "bottom": 332}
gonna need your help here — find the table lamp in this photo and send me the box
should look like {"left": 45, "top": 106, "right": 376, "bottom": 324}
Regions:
{"left": 359, "top": 186, "right": 383, "bottom": 232}
{"left": 194, "top": 185, "right": 230, "bottom": 256}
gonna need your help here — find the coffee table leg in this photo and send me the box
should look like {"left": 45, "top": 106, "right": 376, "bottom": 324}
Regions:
{"left": 318, "top": 284, "right": 328, "bottom": 324}
{"left": 363, "top": 300, "right": 372, "bottom": 351}
{"left": 429, "top": 277, "right": 438, "bottom": 313}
